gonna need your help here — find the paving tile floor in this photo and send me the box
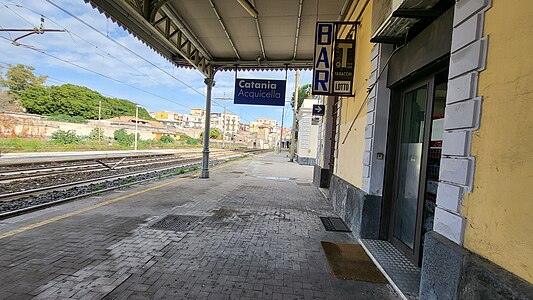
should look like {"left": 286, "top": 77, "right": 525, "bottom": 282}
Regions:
{"left": 0, "top": 153, "right": 398, "bottom": 299}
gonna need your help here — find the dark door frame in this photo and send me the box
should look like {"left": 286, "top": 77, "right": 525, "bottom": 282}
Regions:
{"left": 381, "top": 61, "right": 453, "bottom": 265}
{"left": 388, "top": 78, "right": 434, "bottom": 265}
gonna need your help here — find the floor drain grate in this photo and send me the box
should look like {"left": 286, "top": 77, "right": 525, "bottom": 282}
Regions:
{"left": 150, "top": 215, "right": 201, "bottom": 232}
{"left": 320, "top": 217, "right": 351, "bottom": 232}
{"left": 296, "top": 182, "right": 312, "bottom": 186}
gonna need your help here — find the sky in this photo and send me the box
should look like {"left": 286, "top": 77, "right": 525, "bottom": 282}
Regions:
{"left": 0, "top": 0, "right": 313, "bottom": 126}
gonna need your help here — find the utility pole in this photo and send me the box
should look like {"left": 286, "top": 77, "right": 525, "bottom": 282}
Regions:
{"left": 134, "top": 104, "right": 139, "bottom": 151}
{"left": 290, "top": 69, "right": 300, "bottom": 162}
{"left": 222, "top": 106, "right": 226, "bottom": 148}
{"left": 98, "top": 100, "right": 102, "bottom": 144}
{"left": 280, "top": 106, "right": 285, "bottom": 151}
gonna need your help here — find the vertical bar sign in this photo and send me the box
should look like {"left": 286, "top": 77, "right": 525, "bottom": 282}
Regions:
{"left": 312, "top": 22, "right": 334, "bottom": 95}
{"left": 332, "top": 39, "right": 355, "bottom": 95}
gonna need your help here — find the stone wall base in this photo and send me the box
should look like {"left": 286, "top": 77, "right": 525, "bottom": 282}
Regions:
{"left": 328, "top": 174, "right": 381, "bottom": 239}
{"left": 420, "top": 231, "right": 533, "bottom": 299}
{"left": 296, "top": 155, "right": 315, "bottom": 166}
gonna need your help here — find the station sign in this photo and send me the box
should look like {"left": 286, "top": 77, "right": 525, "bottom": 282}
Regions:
{"left": 312, "top": 22, "right": 356, "bottom": 96}
{"left": 234, "top": 78, "right": 286, "bottom": 106}
{"left": 312, "top": 104, "right": 325, "bottom": 116}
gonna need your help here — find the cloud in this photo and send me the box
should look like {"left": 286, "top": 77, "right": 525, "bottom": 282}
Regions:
{"left": 0, "top": 0, "right": 205, "bottom": 91}
{"left": 0, "top": 0, "right": 312, "bottom": 124}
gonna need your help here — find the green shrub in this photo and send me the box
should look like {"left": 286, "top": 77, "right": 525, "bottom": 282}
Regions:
{"left": 88, "top": 127, "right": 104, "bottom": 141}
{"left": 113, "top": 129, "right": 134, "bottom": 147}
{"left": 51, "top": 130, "right": 81, "bottom": 144}
{"left": 199, "top": 129, "right": 221, "bottom": 139}
{"left": 185, "top": 136, "right": 199, "bottom": 145}
{"left": 159, "top": 135, "right": 175, "bottom": 143}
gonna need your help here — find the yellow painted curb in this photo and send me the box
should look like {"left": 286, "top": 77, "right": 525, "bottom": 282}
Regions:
{"left": 0, "top": 155, "right": 253, "bottom": 240}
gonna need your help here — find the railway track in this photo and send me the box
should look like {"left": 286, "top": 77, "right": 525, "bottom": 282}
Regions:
{"left": 0, "top": 153, "right": 203, "bottom": 182}
{"left": 0, "top": 149, "right": 265, "bottom": 219}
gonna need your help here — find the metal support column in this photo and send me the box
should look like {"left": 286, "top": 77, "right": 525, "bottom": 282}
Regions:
{"left": 201, "top": 71, "right": 215, "bottom": 178}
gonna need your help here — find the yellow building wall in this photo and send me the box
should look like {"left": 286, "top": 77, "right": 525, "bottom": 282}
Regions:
{"left": 334, "top": 1, "right": 373, "bottom": 189}
{"left": 462, "top": 0, "right": 533, "bottom": 283}
{"left": 155, "top": 112, "right": 168, "bottom": 119}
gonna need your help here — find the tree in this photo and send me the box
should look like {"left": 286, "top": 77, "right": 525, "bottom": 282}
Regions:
{"left": 200, "top": 129, "right": 221, "bottom": 140}
{"left": 1, "top": 64, "right": 156, "bottom": 121}
{"left": 0, "top": 64, "right": 47, "bottom": 99}
{"left": 291, "top": 83, "right": 311, "bottom": 110}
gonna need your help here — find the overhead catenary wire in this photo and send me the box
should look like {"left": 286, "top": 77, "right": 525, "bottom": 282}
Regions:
{"left": 0, "top": 39, "right": 194, "bottom": 111}
{"left": 44, "top": 0, "right": 206, "bottom": 97}
{"left": 2, "top": 3, "right": 34, "bottom": 27}
{"left": 40, "top": 0, "right": 252, "bottom": 123}
{"left": 43, "top": 0, "right": 260, "bottom": 123}
{"left": 1, "top": 1, "right": 256, "bottom": 124}
{"left": 0, "top": 0, "right": 181, "bottom": 91}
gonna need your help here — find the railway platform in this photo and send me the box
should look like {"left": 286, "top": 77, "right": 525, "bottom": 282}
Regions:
{"left": 0, "top": 152, "right": 397, "bottom": 300}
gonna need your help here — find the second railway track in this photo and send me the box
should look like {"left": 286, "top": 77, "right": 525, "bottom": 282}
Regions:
{"left": 0, "top": 149, "right": 266, "bottom": 219}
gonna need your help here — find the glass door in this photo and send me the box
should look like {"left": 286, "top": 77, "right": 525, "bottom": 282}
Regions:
{"left": 387, "top": 71, "right": 448, "bottom": 265}
{"left": 391, "top": 84, "right": 429, "bottom": 252}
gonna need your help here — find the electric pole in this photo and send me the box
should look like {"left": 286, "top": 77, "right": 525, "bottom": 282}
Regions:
{"left": 279, "top": 106, "right": 285, "bottom": 152}
{"left": 134, "top": 104, "right": 139, "bottom": 151}
{"left": 98, "top": 100, "right": 102, "bottom": 143}
{"left": 222, "top": 106, "right": 226, "bottom": 149}
{"left": 290, "top": 69, "right": 300, "bottom": 162}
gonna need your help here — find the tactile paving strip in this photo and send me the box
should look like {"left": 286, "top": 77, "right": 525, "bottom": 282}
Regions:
{"left": 149, "top": 215, "right": 201, "bottom": 232}
{"left": 361, "top": 239, "right": 421, "bottom": 299}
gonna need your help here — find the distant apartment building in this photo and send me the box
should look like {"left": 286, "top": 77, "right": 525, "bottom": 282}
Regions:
{"left": 249, "top": 118, "right": 278, "bottom": 133}
{"left": 152, "top": 109, "right": 246, "bottom": 142}
{"left": 222, "top": 113, "right": 240, "bottom": 134}
{"left": 189, "top": 108, "right": 205, "bottom": 117}
{"left": 150, "top": 111, "right": 184, "bottom": 128}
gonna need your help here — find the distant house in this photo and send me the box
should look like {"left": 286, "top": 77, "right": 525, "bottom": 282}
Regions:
{"left": 106, "top": 116, "right": 164, "bottom": 128}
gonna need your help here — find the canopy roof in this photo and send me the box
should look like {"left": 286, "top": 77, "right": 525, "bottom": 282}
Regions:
{"left": 86, "top": 0, "right": 352, "bottom": 77}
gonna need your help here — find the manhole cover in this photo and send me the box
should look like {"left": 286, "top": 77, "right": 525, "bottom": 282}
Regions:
{"left": 150, "top": 215, "right": 201, "bottom": 232}
{"left": 320, "top": 217, "right": 351, "bottom": 232}
{"left": 296, "top": 182, "right": 312, "bottom": 186}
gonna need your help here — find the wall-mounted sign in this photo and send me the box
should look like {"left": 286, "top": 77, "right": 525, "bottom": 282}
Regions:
{"left": 234, "top": 78, "right": 286, "bottom": 106}
{"left": 332, "top": 39, "right": 355, "bottom": 95}
{"left": 312, "top": 22, "right": 334, "bottom": 95}
{"left": 312, "top": 22, "right": 357, "bottom": 96}
{"left": 312, "top": 104, "right": 325, "bottom": 116}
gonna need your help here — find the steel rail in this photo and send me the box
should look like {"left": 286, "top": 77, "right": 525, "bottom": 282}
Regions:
{"left": 0, "top": 153, "right": 248, "bottom": 220}
{"left": 0, "top": 153, "right": 205, "bottom": 181}
{"left": 0, "top": 150, "right": 213, "bottom": 170}
{"left": 0, "top": 152, "right": 236, "bottom": 201}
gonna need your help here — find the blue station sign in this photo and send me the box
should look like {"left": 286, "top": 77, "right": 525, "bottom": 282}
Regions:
{"left": 234, "top": 78, "right": 286, "bottom": 106}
